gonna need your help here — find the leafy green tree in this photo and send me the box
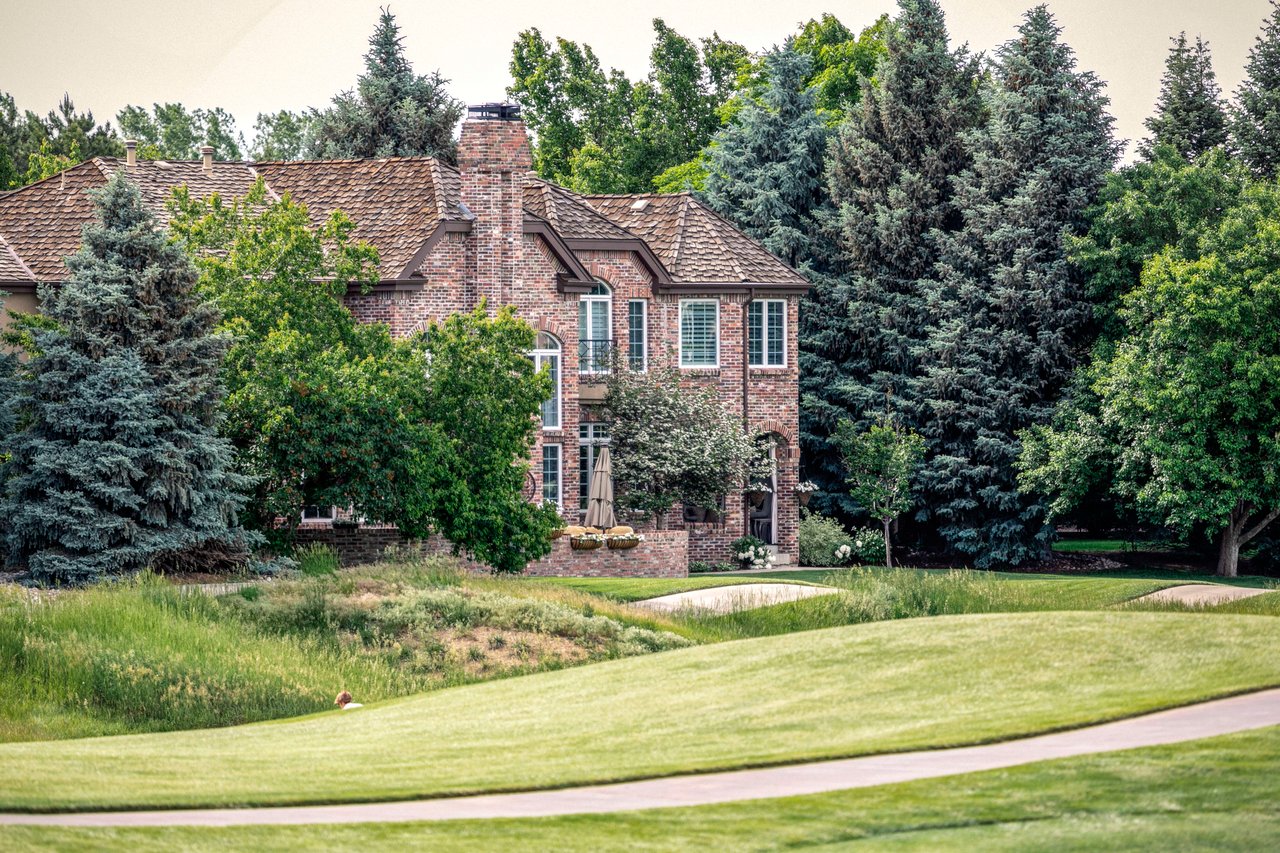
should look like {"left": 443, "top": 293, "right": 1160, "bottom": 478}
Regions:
{"left": 1, "top": 92, "right": 121, "bottom": 189}
{"left": 703, "top": 46, "right": 831, "bottom": 269}
{"left": 1139, "top": 33, "right": 1227, "bottom": 162}
{"left": 309, "top": 8, "right": 464, "bottom": 163}
{"left": 919, "top": 6, "right": 1118, "bottom": 567}
{"left": 251, "top": 110, "right": 314, "bottom": 160}
{"left": 509, "top": 19, "right": 747, "bottom": 192}
{"left": 833, "top": 417, "right": 925, "bottom": 569}
{"left": 23, "top": 139, "right": 81, "bottom": 184}
{"left": 801, "top": 0, "right": 980, "bottom": 522}
{"left": 603, "top": 367, "right": 766, "bottom": 525}
{"left": 2, "top": 172, "right": 249, "bottom": 584}
{"left": 169, "top": 182, "right": 556, "bottom": 572}
{"left": 1232, "top": 1, "right": 1280, "bottom": 177}
{"left": 793, "top": 13, "right": 891, "bottom": 121}
{"left": 116, "top": 103, "right": 243, "bottom": 160}
{"left": 1023, "top": 182, "right": 1280, "bottom": 577}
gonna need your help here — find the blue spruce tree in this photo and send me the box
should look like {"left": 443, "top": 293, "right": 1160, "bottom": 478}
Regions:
{"left": 703, "top": 45, "right": 831, "bottom": 270}
{"left": 2, "top": 171, "right": 250, "bottom": 583}
{"left": 803, "top": 0, "right": 981, "bottom": 521}
{"left": 920, "top": 6, "right": 1118, "bottom": 567}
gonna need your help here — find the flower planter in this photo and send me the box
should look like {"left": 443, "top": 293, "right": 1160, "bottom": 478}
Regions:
{"left": 607, "top": 537, "right": 641, "bottom": 550}
{"left": 798, "top": 492, "right": 811, "bottom": 507}
{"left": 550, "top": 529, "right": 567, "bottom": 539}
{"left": 570, "top": 537, "right": 603, "bottom": 551}
{"left": 746, "top": 490, "right": 768, "bottom": 509}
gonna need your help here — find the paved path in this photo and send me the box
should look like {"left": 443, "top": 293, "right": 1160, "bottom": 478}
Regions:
{"left": 4, "top": 688, "right": 1278, "bottom": 828}
{"left": 633, "top": 582, "right": 836, "bottom": 614}
{"left": 1135, "top": 584, "right": 1272, "bottom": 606}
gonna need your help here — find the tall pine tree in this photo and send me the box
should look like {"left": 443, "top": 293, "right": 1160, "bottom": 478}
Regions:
{"left": 703, "top": 45, "right": 831, "bottom": 269}
{"left": 2, "top": 172, "right": 249, "bottom": 584}
{"left": 1139, "top": 33, "right": 1227, "bottom": 162}
{"left": 801, "top": 0, "right": 980, "bottom": 521}
{"left": 1232, "top": 1, "right": 1280, "bottom": 177}
{"left": 310, "top": 8, "right": 464, "bottom": 163}
{"left": 919, "top": 6, "right": 1118, "bottom": 567}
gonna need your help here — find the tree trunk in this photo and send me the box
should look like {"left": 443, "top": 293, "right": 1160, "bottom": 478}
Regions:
{"left": 882, "top": 518, "right": 894, "bottom": 570}
{"left": 1217, "top": 525, "right": 1240, "bottom": 578}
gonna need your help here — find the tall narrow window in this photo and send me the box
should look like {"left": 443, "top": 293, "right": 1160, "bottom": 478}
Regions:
{"left": 627, "top": 299, "right": 647, "bottom": 371}
{"left": 542, "top": 443, "right": 562, "bottom": 508}
{"left": 579, "top": 280, "right": 612, "bottom": 373}
{"left": 532, "top": 332, "right": 561, "bottom": 429}
{"left": 748, "top": 300, "right": 786, "bottom": 367}
{"left": 578, "top": 423, "right": 611, "bottom": 512}
{"left": 680, "top": 299, "right": 719, "bottom": 368}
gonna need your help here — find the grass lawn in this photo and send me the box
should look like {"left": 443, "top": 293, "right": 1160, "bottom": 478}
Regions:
{"left": 3, "top": 611, "right": 1280, "bottom": 812}
{"left": 1051, "top": 538, "right": 1172, "bottom": 553}
{"left": 4, "top": 724, "right": 1277, "bottom": 851}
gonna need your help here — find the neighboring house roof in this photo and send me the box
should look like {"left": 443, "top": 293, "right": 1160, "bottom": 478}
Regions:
{"left": 0, "top": 157, "right": 808, "bottom": 293}
{"left": 586, "top": 193, "right": 809, "bottom": 288}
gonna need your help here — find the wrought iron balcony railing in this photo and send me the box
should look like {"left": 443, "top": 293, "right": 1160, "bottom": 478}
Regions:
{"left": 578, "top": 338, "right": 616, "bottom": 375}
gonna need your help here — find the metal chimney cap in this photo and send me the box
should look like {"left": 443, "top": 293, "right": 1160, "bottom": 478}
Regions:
{"left": 467, "top": 103, "right": 521, "bottom": 121}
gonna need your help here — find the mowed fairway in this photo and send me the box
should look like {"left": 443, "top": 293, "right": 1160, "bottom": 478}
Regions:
{"left": 4, "top": 611, "right": 1280, "bottom": 812}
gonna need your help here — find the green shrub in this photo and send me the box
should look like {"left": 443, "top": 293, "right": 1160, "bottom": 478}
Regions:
{"left": 848, "top": 527, "right": 887, "bottom": 565}
{"left": 295, "top": 543, "right": 340, "bottom": 577}
{"left": 798, "top": 510, "right": 854, "bottom": 567}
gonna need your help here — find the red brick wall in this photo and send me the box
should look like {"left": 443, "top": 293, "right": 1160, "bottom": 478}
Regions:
{"left": 523, "top": 530, "right": 688, "bottom": 578}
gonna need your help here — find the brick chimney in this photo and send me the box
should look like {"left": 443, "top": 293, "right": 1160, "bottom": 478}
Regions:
{"left": 458, "top": 103, "right": 532, "bottom": 309}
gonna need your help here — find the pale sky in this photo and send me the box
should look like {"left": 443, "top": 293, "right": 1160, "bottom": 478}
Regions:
{"left": 0, "top": 0, "right": 1272, "bottom": 161}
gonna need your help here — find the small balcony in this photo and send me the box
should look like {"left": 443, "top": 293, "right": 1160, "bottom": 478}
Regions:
{"left": 578, "top": 339, "right": 614, "bottom": 402}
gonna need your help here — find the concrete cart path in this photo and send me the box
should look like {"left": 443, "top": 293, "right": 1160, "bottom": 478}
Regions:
{"left": 1134, "top": 584, "right": 1272, "bottom": 606}
{"left": 632, "top": 582, "right": 837, "bottom": 614}
{"left": 4, "top": 688, "right": 1278, "bottom": 828}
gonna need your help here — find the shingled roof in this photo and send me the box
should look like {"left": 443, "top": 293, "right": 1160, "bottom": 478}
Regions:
{"left": 586, "top": 193, "right": 808, "bottom": 287}
{"left": 0, "top": 157, "right": 808, "bottom": 292}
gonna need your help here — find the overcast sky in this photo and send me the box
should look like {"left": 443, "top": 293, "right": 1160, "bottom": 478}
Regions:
{"left": 1, "top": 0, "right": 1272, "bottom": 161}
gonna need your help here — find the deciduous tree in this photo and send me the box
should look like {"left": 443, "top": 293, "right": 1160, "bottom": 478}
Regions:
{"left": 832, "top": 417, "right": 924, "bottom": 569}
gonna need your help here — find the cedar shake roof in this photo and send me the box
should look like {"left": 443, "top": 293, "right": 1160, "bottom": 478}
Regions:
{"left": 0, "top": 156, "right": 807, "bottom": 291}
{"left": 586, "top": 193, "right": 808, "bottom": 286}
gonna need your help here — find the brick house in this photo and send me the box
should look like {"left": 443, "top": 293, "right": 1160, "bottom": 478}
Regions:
{"left": 0, "top": 104, "right": 810, "bottom": 570}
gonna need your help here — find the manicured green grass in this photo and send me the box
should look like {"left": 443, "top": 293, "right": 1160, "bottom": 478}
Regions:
{"left": 3, "top": 611, "right": 1280, "bottom": 812}
{"left": 530, "top": 574, "right": 819, "bottom": 602}
{"left": 5, "top": 725, "right": 1277, "bottom": 851}
{"left": 1051, "top": 538, "right": 1171, "bottom": 553}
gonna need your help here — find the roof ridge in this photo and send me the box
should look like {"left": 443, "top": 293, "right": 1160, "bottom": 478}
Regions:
{"left": 0, "top": 231, "right": 36, "bottom": 280}
{"left": 250, "top": 155, "right": 446, "bottom": 166}
{"left": 670, "top": 194, "right": 691, "bottom": 272}
{"left": 245, "top": 164, "right": 282, "bottom": 203}
{"left": 0, "top": 158, "right": 103, "bottom": 197}
{"left": 428, "top": 158, "right": 447, "bottom": 221}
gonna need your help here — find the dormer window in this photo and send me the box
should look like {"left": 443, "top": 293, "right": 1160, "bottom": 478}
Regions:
{"left": 579, "top": 280, "right": 613, "bottom": 374}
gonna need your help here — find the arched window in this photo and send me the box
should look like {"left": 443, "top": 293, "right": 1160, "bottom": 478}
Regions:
{"left": 579, "top": 279, "right": 612, "bottom": 373}
{"left": 532, "top": 332, "right": 561, "bottom": 429}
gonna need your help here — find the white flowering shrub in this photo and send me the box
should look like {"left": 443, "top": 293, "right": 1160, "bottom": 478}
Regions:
{"left": 732, "top": 535, "right": 774, "bottom": 570}
{"left": 848, "top": 527, "right": 887, "bottom": 564}
{"left": 798, "top": 509, "right": 854, "bottom": 567}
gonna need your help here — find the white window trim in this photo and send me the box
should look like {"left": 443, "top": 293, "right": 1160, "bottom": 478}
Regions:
{"left": 579, "top": 280, "right": 613, "bottom": 375}
{"left": 578, "top": 423, "right": 611, "bottom": 513}
{"left": 532, "top": 334, "right": 562, "bottom": 431}
{"left": 628, "top": 298, "right": 648, "bottom": 372}
{"left": 300, "top": 505, "right": 337, "bottom": 524}
{"left": 542, "top": 443, "right": 563, "bottom": 510}
{"left": 679, "top": 298, "right": 720, "bottom": 369}
{"left": 749, "top": 299, "right": 788, "bottom": 369}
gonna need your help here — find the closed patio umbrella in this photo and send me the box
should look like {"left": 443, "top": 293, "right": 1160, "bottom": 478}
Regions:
{"left": 584, "top": 446, "right": 616, "bottom": 530}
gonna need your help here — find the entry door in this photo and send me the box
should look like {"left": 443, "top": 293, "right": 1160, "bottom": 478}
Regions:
{"left": 749, "top": 447, "right": 777, "bottom": 545}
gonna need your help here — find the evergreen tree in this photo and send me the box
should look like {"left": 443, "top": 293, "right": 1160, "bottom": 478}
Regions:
{"left": 703, "top": 46, "right": 831, "bottom": 269}
{"left": 2, "top": 172, "right": 249, "bottom": 584}
{"left": 310, "top": 8, "right": 464, "bottom": 163}
{"left": 801, "top": 0, "right": 980, "bottom": 521}
{"left": 1139, "top": 33, "right": 1227, "bottom": 162}
{"left": 919, "top": 6, "right": 1118, "bottom": 567}
{"left": 1232, "top": 1, "right": 1280, "bottom": 177}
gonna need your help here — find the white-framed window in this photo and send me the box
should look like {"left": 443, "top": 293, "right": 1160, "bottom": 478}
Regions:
{"left": 579, "top": 279, "right": 612, "bottom": 373}
{"left": 679, "top": 299, "right": 719, "bottom": 368}
{"left": 301, "top": 505, "right": 336, "bottom": 523}
{"left": 578, "top": 423, "right": 611, "bottom": 512}
{"left": 627, "top": 299, "right": 647, "bottom": 371}
{"left": 532, "top": 332, "right": 561, "bottom": 430}
{"left": 542, "top": 443, "right": 562, "bottom": 508}
{"left": 748, "top": 299, "right": 786, "bottom": 367}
